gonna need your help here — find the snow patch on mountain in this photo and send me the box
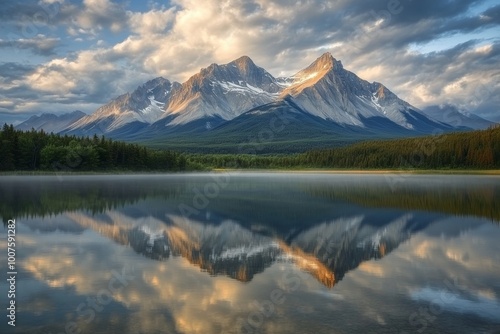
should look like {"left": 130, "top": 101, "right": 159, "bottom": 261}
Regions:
{"left": 217, "top": 81, "right": 278, "bottom": 97}
{"left": 371, "top": 93, "right": 383, "bottom": 111}
{"left": 217, "top": 242, "right": 280, "bottom": 260}
{"left": 139, "top": 95, "right": 166, "bottom": 124}
{"left": 276, "top": 77, "right": 294, "bottom": 88}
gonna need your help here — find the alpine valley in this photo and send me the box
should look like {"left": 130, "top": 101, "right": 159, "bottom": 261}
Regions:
{"left": 18, "top": 53, "right": 493, "bottom": 153}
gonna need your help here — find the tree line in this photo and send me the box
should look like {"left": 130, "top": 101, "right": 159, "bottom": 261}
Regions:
{"left": 1, "top": 124, "right": 499, "bottom": 172}
{"left": 300, "top": 125, "right": 500, "bottom": 169}
{"left": 186, "top": 126, "right": 500, "bottom": 170}
{"left": 0, "top": 124, "right": 187, "bottom": 171}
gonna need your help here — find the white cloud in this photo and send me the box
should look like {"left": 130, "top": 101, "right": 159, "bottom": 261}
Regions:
{"left": 77, "top": 0, "right": 127, "bottom": 32}
{"left": 127, "top": 8, "right": 176, "bottom": 36}
{"left": 26, "top": 49, "right": 116, "bottom": 92}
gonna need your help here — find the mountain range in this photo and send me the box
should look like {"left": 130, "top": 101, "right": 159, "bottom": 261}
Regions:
{"left": 422, "top": 104, "right": 494, "bottom": 130}
{"left": 16, "top": 110, "right": 86, "bottom": 133}
{"left": 15, "top": 53, "right": 495, "bottom": 152}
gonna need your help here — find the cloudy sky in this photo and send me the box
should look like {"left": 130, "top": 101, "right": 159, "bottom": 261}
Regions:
{"left": 0, "top": 0, "right": 499, "bottom": 124}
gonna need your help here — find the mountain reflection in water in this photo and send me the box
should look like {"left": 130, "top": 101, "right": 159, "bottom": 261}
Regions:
{"left": 3, "top": 174, "right": 498, "bottom": 288}
{"left": 1, "top": 173, "right": 499, "bottom": 334}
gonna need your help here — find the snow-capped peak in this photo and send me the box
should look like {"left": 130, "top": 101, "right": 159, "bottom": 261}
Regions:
{"left": 281, "top": 53, "right": 339, "bottom": 97}
{"left": 60, "top": 53, "right": 473, "bottom": 138}
{"left": 163, "top": 55, "right": 282, "bottom": 125}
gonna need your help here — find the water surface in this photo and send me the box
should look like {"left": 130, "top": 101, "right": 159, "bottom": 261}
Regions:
{"left": 1, "top": 173, "right": 499, "bottom": 334}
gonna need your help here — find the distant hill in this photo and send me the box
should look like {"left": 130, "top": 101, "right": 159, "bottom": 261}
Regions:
{"left": 15, "top": 110, "right": 86, "bottom": 133}
{"left": 422, "top": 104, "right": 494, "bottom": 130}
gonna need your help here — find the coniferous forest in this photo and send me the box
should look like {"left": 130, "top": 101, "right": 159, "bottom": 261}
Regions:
{"left": 1, "top": 123, "right": 499, "bottom": 172}
{"left": 186, "top": 126, "right": 500, "bottom": 170}
{"left": 301, "top": 125, "right": 500, "bottom": 169}
{"left": 0, "top": 124, "right": 187, "bottom": 172}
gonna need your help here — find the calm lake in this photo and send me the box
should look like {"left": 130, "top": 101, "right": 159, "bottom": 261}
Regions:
{"left": 1, "top": 173, "right": 500, "bottom": 334}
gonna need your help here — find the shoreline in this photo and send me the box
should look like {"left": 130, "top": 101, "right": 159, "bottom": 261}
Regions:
{"left": 1, "top": 169, "right": 500, "bottom": 176}
{"left": 213, "top": 169, "right": 500, "bottom": 175}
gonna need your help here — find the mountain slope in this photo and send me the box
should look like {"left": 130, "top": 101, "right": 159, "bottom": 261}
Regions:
{"left": 175, "top": 97, "right": 399, "bottom": 153}
{"left": 281, "top": 53, "right": 450, "bottom": 133}
{"left": 64, "top": 77, "right": 180, "bottom": 135}
{"left": 159, "top": 55, "right": 282, "bottom": 126}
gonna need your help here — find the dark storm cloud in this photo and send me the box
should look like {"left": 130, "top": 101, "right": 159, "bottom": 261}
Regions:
{"left": 0, "top": 36, "right": 60, "bottom": 56}
{"left": 404, "top": 4, "right": 500, "bottom": 45}
{"left": 414, "top": 40, "right": 498, "bottom": 88}
{"left": 0, "top": 0, "right": 56, "bottom": 22}
{"left": 0, "top": 83, "right": 50, "bottom": 100}
{"left": 314, "top": 0, "right": 499, "bottom": 54}
{"left": 369, "top": 0, "right": 482, "bottom": 24}
{"left": 0, "top": 62, "right": 36, "bottom": 80}
{"left": 482, "top": 4, "right": 500, "bottom": 18}
{"left": 0, "top": 0, "right": 128, "bottom": 37}
{"left": 0, "top": 0, "right": 64, "bottom": 41}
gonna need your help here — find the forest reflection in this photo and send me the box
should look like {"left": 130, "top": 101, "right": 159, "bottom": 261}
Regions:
{"left": 1, "top": 174, "right": 499, "bottom": 223}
